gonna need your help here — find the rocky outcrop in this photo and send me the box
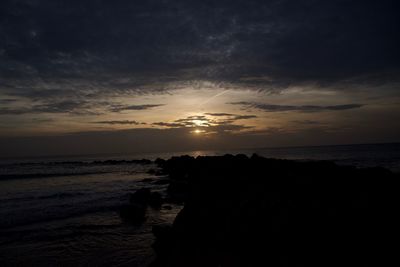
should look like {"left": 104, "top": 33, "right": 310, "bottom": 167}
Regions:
{"left": 119, "top": 188, "right": 164, "bottom": 224}
{"left": 150, "top": 154, "right": 400, "bottom": 266}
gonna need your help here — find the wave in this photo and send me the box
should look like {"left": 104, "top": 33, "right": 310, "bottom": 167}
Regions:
{"left": 0, "top": 159, "right": 153, "bottom": 167}
{"left": 0, "top": 203, "right": 121, "bottom": 230}
{"left": 1, "top": 192, "right": 88, "bottom": 204}
{"left": 0, "top": 171, "right": 111, "bottom": 180}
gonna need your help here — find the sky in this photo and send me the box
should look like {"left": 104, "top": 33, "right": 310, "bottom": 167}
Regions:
{"left": 0, "top": 0, "right": 399, "bottom": 157}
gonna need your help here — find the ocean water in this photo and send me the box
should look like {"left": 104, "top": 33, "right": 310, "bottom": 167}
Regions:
{"left": 0, "top": 143, "right": 399, "bottom": 266}
{"left": 0, "top": 162, "right": 180, "bottom": 266}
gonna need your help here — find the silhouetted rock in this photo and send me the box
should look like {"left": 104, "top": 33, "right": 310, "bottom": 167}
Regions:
{"left": 119, "top": 204, "right": 146, "bottom": 224}
{"left": 140, "top": 178, "right": 154, "bottom": 183}
{"left": 149, "top": 192, "right": 163, "bottom": 209}
{"left": 151, "top": 154, "right": 400, "bottom": 267}
{"left": 151, "top": 224, "right": 174, "bottom": 263}
{"left": 152, "top": 224, "right": 173, "bottom": 242}
{"left": 153, "top": 179, "right": 170, "bottom": 185}
{"left": 155, "top": 158, "right": 166, "bottom": 167}
{"left": 166, "top": 180, "right": 188, "bottom": 203}
{"left": 129, "top": 188, "right": 151, "bottom": 206}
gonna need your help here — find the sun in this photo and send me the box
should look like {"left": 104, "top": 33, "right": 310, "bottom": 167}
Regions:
{"left": 192, "top": 129, "right": 205, "bottom": 134}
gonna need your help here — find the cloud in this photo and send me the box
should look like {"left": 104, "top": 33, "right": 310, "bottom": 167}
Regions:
{"left": 152, "top": 122, "right": 186, "bottom": 128}
{"left": 204, "top": 113, "right": 257, "bottom": 126}
{"left": 93, "top": 120, "right": 142, "bottom": 125}
{"left": 291, "top": 120, "right": 324, "bottom": 125}
{"left": 229, "top": 102, "right": 364, "bottom": 112}
{"left": 109, "top": 104, "right": 164, "bottom": 112}
{"left": 204, "top": 113, "right": 235, "bottom": 117}
{"left": 232, "top": 115, "right": 257, "bottom": 120}
{"left": 32, "top": 118, "right": 55, "bottom": 123}
{"left": 205, "top": 113, "right": 257, "bottom": 120}
{"left": 0, "top": 108, "right": 30, "bottom": 115}
{"left": 0, "top": 100, "right": 165, "bottom": 116}
{"left": 0, "top": 0, "right": 398, "bottom": 104}
{"left": 33, "top": 100, "right": 90, "bottom": 114}
{"left": 152, "top": 113, "right": 256, "bottom": 130}
{"left": 0, "top": 98, "right": 17, "bottom": 104}
{"left": 0, "top": 100, "right": 100, "bottom": 115}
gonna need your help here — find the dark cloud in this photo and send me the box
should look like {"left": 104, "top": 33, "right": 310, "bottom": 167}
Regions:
{"left": 0, "top": 107, "right": 30, "bottom": 115}
{"left": 0, "top": 98, "right": 17, "bottom": 104}
{"left": 232, "top": 115, "right": 257, "bottom": 120}
{"left": 292, "top": 120, "right": 324, "bottom": 125}
{"left": 205, "top": 113, "right": 235, "bottom": 117}
{"left": 32, "top": 118, "right": 54, "bottom": 123}
{"left": 0, "top": 99, "right": 165, "bottom": 116}
{"left": 33, "top": 100, "right": 90, "bottom": 114}
{"left": 0, "top": 100, "right": 99, "bottom": 115}
{"left": 0, "top": 0, "right": 398, "bottom": 103}
{"left": 205, "top": 113, "right": 257, "bottom": 119}
{"left": 109, "top": 104, "right": 164, "bottom": 112}
{"left": 210, "top": 123, "right": 253, "bottom": 133}
{"left": 230, "top": 102, "right": 364, "bottom": 112}
{"left": 93, "top": 120, "right": 141, "bottom": 125}
{"left": 152, "top": 122, "right": 186, "bottom": 128}
{"left": 204, "top": 113, "right": 257, "bottom": 126}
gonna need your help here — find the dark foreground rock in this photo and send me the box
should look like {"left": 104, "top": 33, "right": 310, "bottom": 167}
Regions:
{"left": 130, "top": 188, "right": 152, "bottom": 206}
{"left": 150, "top": 154, "right": 399, "bottom": 267}
{"left": 119, "top": 203, "right": 146, "bottom": 224}
{"left": 119, "top": 188, "right": 164, "bottom": 224}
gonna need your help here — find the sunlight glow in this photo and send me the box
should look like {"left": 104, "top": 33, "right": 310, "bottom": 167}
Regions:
{"left": 192, "top": 120, "right": 209, "bottom": 127}
{"left": 192, "top": 129, "right": 206, "bottom": 134}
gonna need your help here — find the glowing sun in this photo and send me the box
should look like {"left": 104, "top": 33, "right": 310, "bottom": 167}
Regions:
{"left": 193, "top": 129, "right": 205, "bottom": 134}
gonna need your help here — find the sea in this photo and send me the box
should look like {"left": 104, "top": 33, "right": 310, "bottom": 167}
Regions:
{"left": 0, "top": 143, "right": 399, "bottom": 266}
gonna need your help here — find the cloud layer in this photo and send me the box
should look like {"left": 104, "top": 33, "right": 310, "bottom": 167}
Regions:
{"left": 230, "top": 102, "right": 364, "bottom": 112}
{"left": 0, "top": 0, "right": 399, "bottom": 103}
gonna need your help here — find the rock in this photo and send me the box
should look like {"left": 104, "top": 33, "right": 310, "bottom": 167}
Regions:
{"left": 152, "top": 224, "right": 173, "bottom": 240}
{"left": 129, "top": 188, "right": 151, "bottom": 206}
{"left": 140, "top": 178, "right": 154, "bottom": 183}
{"left": 167, "top": 181, "right": 188, "bottom": 203}
{"left": 150, "top": 154, "right": 400, "bottom": 267}
{"left": 153, "top": 179, "right": 170, "bottom": 185}
{"left": 119, "top": 204, "right": 146, "bottom": 224}
{"left": 155, "top": 158, "right": 166, "bottom": 166}
{"left": 151, "top": 224, "right": 174, "bottom": 264}
{"left": 147, "top": 169, "right": 157, "bottom": 174}
{"left": 149, "top": 192, "right": 163, "bottom": 209}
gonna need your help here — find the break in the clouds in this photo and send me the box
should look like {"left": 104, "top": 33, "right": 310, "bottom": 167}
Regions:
{"left": 152, "top": 113, "right": 257, "bottom": 129}
{"left": 230, "top": 102, "right": 364, "bottom": 112}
